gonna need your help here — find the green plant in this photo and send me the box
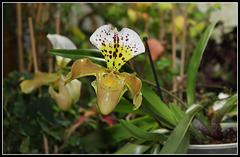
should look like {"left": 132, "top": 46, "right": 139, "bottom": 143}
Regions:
{"left": 4, "top": 3, "right": 236, "bottom": 154}
{"left": 20, "top": 34, "right": 82, "bottom": 111}
{"left": 3, "top": 71, "right": 86, "bottom": 154}
{"left": 49, "top": 21, "right": 237, "bottom": 154}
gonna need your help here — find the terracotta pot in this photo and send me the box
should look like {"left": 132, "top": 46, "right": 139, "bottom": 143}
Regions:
{"left": 188, "top": 123, "right": 237, "bottom": 154}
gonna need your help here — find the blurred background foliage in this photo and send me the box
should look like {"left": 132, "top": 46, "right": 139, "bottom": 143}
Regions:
{"left": 3, "top": 2, "right": 237, "bottom": 154}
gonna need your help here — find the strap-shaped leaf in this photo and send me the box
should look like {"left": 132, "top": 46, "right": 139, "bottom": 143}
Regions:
{"left": 81, "top": 115, "right": 157, "bottom": 149}
{"left": 186, "top": 21, "right": 219, "bottom": 133}
{"left": 150, "top": 143, "right": 161, "bottom": 154}
{"left": 175, "top": 130, "right": 190, "bottom": 154}
{"left": 169, "top": 102, "right": 184, "bottom": 123}
{"left": 186, "top": 21, "right": 218, "bottom": 106}
{"left": 211, "top": 94, "right": 237, "bottom": 132}
{"left": 49, "top": 49, "right": 106, "bottom": 67}
{"left": 120, "top": 119, "right": 167, "bottom": 142}
{"left": 141, "top": 83, "right": 177, "bottom": 128}
{"left": 114, "top": 139, "right": 150, "bottom": 154}
{"left": 160, "top": 104, "right": 202, "bottom": 154}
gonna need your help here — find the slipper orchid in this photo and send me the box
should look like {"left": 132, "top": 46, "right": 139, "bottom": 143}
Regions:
{"left": 47, "top": 34, "right": 76, "bottom": 69}
{"left": 20, "top": 34, "right": 81, "bottom": 111}
{"left": 64, "top": 25, "right": 145, "bottom": 115}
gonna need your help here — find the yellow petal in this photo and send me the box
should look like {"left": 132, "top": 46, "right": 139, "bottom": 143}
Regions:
{"left": 20, "top": 71, "right": 60, "bottom": 94}
{"left": 95, "top": 72, "right": 126, "bottom": 115}
{"left": 64, "top": 58, "right": 105, "bottom": 85}
{"left": 120, "top": 72, "right": 142, "bottom": 110}
{"left": 49, "top": 78, "right": 72, "bottom": 111}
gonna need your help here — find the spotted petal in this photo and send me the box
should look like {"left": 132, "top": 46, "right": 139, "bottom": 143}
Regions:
{"left": 90, "top": 25, "right": 145, "bottom": 71}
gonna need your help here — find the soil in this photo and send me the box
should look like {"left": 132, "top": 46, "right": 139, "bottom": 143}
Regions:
{"left": 209, "top": 128, "right": 237, "bottom": 144}
{"left": 191, "top": 128, "right": 237, "bottom": 145}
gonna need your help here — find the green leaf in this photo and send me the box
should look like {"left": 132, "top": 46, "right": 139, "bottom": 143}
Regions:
{"left": 81, "top": 115, "right": 157, "bottom": 149}
{"left": 49, "top": 49, "right": 106, "bottom": 67}
{"left": 114, "top": 139, "right": 151, "bottom": 154}
{"left": 212, "top": 94, "right": 237, "bottom": 131}
{"left": 37, "top": 118, "right": 61, "bottom": 141}
{"left": 106, "top": 116, "right": 157, "bottom": 142}
{"left": 141, "top": 83, "right": 177, "bottom": 128}
{"left": 123, "top": 63, "right": 177, "bottom": 128}
{"left": 120, "top": 119, "right": 167, "bottom": 142}
{"left": 160, "top": 104, "right": 202, "bottom": 154}
{"left": 185, "top": 21, "right": 219, "bottom": 134}
{"left": 226, "top": 104, "right": 237, "bottom": 116}
{"left": 13, "top": 101, "right": 26, "bottom": 118}
{"left": 175, "top": 131, "right": 190, "bottom": 154}
{"left": 20, "top": 136, "right": 30, "bottom": 154}
{"left": 150, "top": 143, "right": 161, "bottom": 154}
{"left": 186, "top": 21, "right": 218, "bottom": 106}
{"left": 113, "top": 97, "right": 146, "bottom": 115}
{"left": 169, "top": 103, "right": 184, "bottom": 123}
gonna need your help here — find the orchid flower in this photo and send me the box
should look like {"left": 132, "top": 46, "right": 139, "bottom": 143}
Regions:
{"left": 47, "top": 34, "right": 76, "bottom": 69}
{"left": 20, "top": 34, "right": 81, "bottom": 111}
{"left": 64, "top": 25, "right": 145, "bottom": 115}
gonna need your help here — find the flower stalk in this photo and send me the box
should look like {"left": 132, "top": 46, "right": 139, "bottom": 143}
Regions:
{"left": 143, "top": 37, "right": 165, "bottom": 103}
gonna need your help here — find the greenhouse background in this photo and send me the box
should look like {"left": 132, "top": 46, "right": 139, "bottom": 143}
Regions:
{"left": 3, "top": 2, "right": 237, "bottom": 154}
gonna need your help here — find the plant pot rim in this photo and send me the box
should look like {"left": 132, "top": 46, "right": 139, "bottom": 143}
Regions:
{"left": 220, "top": 122, "right": 237, "bottom": 130}
{"left": 189, "top": 143, "right": 237, "bottom": 149}
{"left": 189, "top": 122, "right": 237, "bottom": 149}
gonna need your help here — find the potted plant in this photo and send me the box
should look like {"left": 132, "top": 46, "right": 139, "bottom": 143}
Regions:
{"left": 48, "top": 20, "right": 237, "bottom": 154}
{"left": 188, "top": 123, "right": 237, "bottom": 154}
